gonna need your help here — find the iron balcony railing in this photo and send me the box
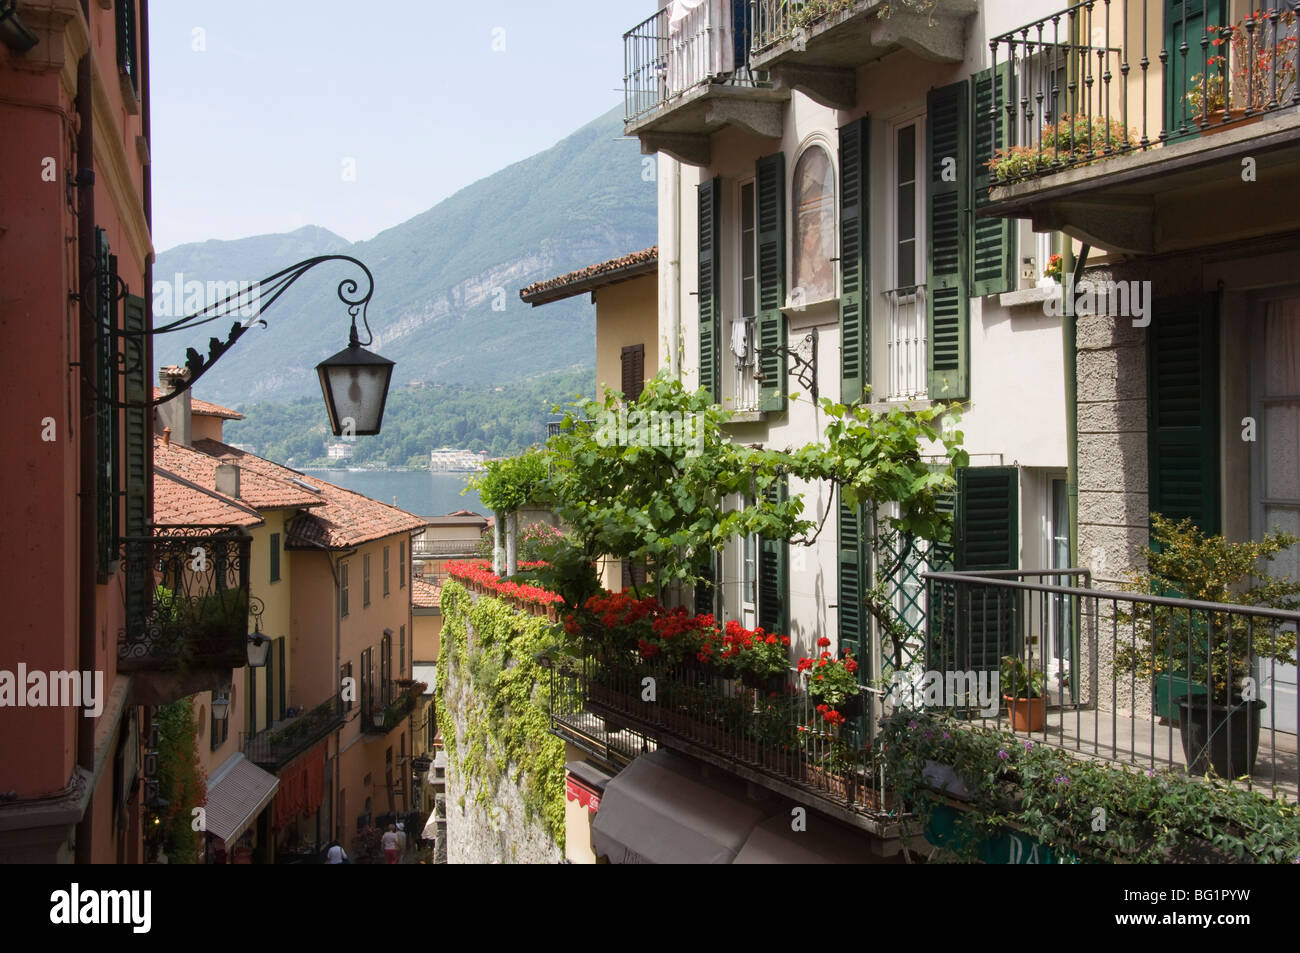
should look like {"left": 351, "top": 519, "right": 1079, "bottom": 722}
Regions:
{"left": 923, "top": 569, "right": 1300, "bottom": 800}
{"left": 363, "top": 679, "right": 423, "bottom": 734}
{"left": 988, "top": 0, "right": 1300, "bottom": 185}
{"left": 118, "top": 526, "right": 252, "bottom": 669}
{"left": 883, "top": 284, "right": 928, "bottom": 401}
{"left": 243, "top": 694, "right": 345, "bottom": 771}
{"left": 546, "top": 654, "right": 895, "bottom": 816}
{"left": 624, "top": 1, "right": 760, "bottom": 123}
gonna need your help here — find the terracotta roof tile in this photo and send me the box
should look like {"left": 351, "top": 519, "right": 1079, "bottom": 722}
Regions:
{"left": 191, "top": 439, "right": 429, "bottom": 550}
{"left": 519, "top": 246, "right": 657, "bottom": 305}
{"left": 153, "top": 388, "right": 244, "bottom": 419}
{"left": 411, "top": 576, "right": 441, "bottom": 609}
{"left": 155, "top": 436, "right": 322, "bottom": 510}
{"left": 154, "top": 467, "right": 264, "bottom": 529}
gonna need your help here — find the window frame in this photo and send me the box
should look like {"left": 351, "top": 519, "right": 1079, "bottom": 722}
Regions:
{"left": 788, "top": 139, "right": 838, "bottom": 308}
{"left": 363, "top": 553, "right": 372, "bottom": 607}
{"left": 383, "top": 545, "right": 390, "bottom": 597}
{"left": 341, "top": 562, "right": 350, "bottom": 618}
{"left": 886, "top": 110, "right": 927, "bottom": 298}
{"left": 270, "top": 532, "right": 281, "bottom": 583}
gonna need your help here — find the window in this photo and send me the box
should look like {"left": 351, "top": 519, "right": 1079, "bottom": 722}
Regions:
{"left": 341, "top": 562, "right": 350, "bottom": 618}
{"left": 621, "top": 344, "right": 645, "bottom": 402}
{"left": 399, "top": 624, "right": 406, "bottom": 678}
{"left": 270, "top": 532, "right": 281, "bottom": 583}
{"left": 381, "top": 633, "right": 393, "bottom": 706}
{"left": 399, "top": 542, "right": 406, "bottom": 589}
{"left": 383, "top": 546, "right": 390, "bottom": 597}
{"left": 363, "top": 554, "right": 371, "bottom": 607}
{"left": 360, "top": 648, "right": 373, "bottom": 721}
{"left": 115, "top": 0, "right": 139, "bottom": 99}
{"left": 731, "top": 179, "right": 760, "bottom": 412}
{"left": 94, "top": 228, "right": 119, "bottom": 575}
{"left": 791, "top": 145, "right": 836, "bottom": 305}
{"left": 886, "top": 116, "right": 927, "bottom": 401}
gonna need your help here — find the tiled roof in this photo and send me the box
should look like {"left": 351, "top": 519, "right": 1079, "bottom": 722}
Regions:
{"left": 154, "top": 466, "right": 264, "bottom": 528}
{"left": 155, "top": 436, "right": 322, "bottom": 510}
{"left": 411, "top": 576, "right": 442, "bottom": 609}
{"left": 192, "top": 439, "right": 429, "bottom": 550}
{"left": 519, "top": 247, "right": 657, "bottom": 306}
{"left": 153, "top": 388, "right": 244, "bottom": 419}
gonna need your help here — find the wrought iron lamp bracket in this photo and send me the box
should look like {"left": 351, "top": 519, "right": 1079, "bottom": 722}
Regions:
{"left": 755, "top": 328, "right": 819, "bottom": 402}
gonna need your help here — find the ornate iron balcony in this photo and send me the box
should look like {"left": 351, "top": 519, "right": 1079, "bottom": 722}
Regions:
{"left": 243, "top": 694, "right": 345, "bottom": 771}
{"left": 118, "top": 526, "right": 253, "bottom": 671}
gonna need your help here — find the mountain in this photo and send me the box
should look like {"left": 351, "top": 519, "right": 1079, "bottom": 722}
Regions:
{"left": 154, "top": 104, "right": 656, "bottom": 406}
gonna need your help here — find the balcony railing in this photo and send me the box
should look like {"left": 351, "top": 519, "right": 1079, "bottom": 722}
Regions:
{"left": 547, "top": 655, "right": 897, "bottom": 821}
{"left": 242, "top": 694, "right": 344, "bottom": 771}
{"left": 884, "top": 284, "right": 927, "bottom": 401}
{"left": 923, "top": 569, "right": 1300, "bottom": 800}
{"left": 118, "top": 526, "right": 252, "bottom": 670}
{"left": 988, "top": 0, "right": 1300, "bottom": 186}
{"left": 625, "top": 1, "right": 756, "bottom": 123}
{"left": 363, "top": 679, "right": 423, "bottom": 734}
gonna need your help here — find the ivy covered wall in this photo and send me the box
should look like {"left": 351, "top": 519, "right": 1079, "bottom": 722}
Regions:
{"left": 435, "top": 581, "right": 566, "bottom": 863}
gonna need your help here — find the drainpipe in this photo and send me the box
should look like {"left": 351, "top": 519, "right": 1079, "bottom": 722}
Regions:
{"left": 74, "top": 1, "right": 95, "bottom": 864}
{"left": 667, "top": 156, "right": 682, "bottom": 380}
{"left": 1063, "top": 242, "right": 1090, "bottom": 575}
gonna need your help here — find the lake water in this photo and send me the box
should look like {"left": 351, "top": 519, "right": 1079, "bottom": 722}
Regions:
{"left": 298, "top": 469, "right": 483, "bottom": 518}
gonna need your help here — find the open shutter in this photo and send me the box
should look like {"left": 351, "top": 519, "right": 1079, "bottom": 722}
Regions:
{"left": 621, "top": 343, "right": 645, "bottom": 402}
{"left": 839, "top": 118, "right": 870, "bottom": 404}
{"left": 970, "top": 64, "right": 1014, "bottom": 297}
{"left": 123, "top": 293, "right": 150, "bottom": 624}
{"left": 756, "top": 152, "right": 787, "bottom": 412}
{"left": 836, "top": 490, "right": 868, "bottom": 657}
{"left": 1148, "top": 295, "right": 1220, "bottom": 535}
{"left": 758, "top": 478, "right": 789, "bottom": 635}
{"left": 927, "top": 80, "right": 970, "bottom": 402}
{"left": 954, "top": 466, "right": 1018, "bottom": 673}
{"left": 698, "top": 178, "right": 722, "bottom": 401}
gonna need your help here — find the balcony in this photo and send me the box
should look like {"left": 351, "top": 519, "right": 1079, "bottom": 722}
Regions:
{"left": 547, "top": 656, "right": 906, "bottom": 837}
{"left": 242, "top": 694, "right": 344, "bottom": 772}
{"left": 983, "top": 1, "right": 1300, "bottom": 254}
{"left": 118, "top": 526, "right": 252, "bottom": 704}
{"left": 922, "top": 570, "right": 1299, "bottom": 801}
{"left": 623, "top": 1, "right": 789, "bottom": 165}
{"left": 362, "top": 679, "right": 425, "bottom": 735}
{"left": 748, "top": 0, "right": 975, "bottom": 107}
{"left": 883, "top": 284, "right": 927, "bottom": 401}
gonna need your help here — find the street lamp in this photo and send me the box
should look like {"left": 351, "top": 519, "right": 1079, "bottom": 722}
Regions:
{"left": 246, "top": 598, "right": 270, "bottom": 668}
{"left": 211, "top": 693, "right": 230, "bottom": 722}
{"left": 86, "top": 255, "right": 395, "bottom": 435}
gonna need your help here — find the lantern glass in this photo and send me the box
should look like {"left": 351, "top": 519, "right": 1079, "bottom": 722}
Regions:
{"left": 316, "top": 343, "right": 395, "bottom": 436}
{"left": 247, "top": 633, "right": 271, "bottom": 668}
{"left": 212, "top": 696, "right": 230, "bottom": 721}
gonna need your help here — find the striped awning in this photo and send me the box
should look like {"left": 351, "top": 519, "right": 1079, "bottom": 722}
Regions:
{"left": 205, "top": 755, "right": 279, "bottom": 844}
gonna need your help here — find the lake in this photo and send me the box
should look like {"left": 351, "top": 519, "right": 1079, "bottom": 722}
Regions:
{"left": 298, "top": 469, "right": 483, "bottom": 518}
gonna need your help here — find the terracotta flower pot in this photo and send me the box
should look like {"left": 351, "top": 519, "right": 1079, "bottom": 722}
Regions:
{"left": 1003, "top": 694, "right": 1046, "bottom": 733}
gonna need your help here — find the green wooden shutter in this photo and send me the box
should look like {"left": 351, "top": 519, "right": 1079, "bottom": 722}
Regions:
{"left": 836, "top": 489, "right": 867, "bottom": 657}
{"left": 94, "top": 230, "right": 119, "bottom": 574}
{"left": 698, "top": 177, "right": 722, "bottom": 402}
{"left": 758, "top": 478, "right": 790, "bottom": 635}
{"left": 970, "top": 64, "right": 1014, "bottom": 297}
{"left": 955, "top": 466, "right": 1019, "bottom": 672}
{"left": 123, "top": 293, "right": 150, "bottom": 625}
{"left": 756, "top": 152, "right": 787, "bottom": 412}
{"left": 927, "top": 80, "right": 970, "bottom": 402}
{"left": 839, "top": 118, "right": 871, "bottom": 404}
{"left": 1148, "top": 295, "right": 1220, "bottom": 535}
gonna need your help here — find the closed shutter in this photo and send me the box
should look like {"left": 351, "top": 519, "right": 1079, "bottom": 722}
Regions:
{"left": 1148, "top": 295, "right": 1220, "bottom": 535}
{"left": 836, "top": 490, "right": 868, "bottom": 657}
{"left": 758, "top": 478, "right": 789, "bottom": 635}
{"left": 838, "top": 118, "right": 870, "bottom": 404}
{"left": 927, "top": 80, "right": 971, "bottom": 401}
{"left": 698, "top": 178, "right": 722, "bottom": 401}
{"left": 95, "top": 231, "right": 119, "bottom": 574}
{"left": 621, "top": 344, "right": 645, "bottom": 402}
{"left": 954, "top": 466, "right": 1019, "bottom": 672}
{"left": 756, "top": 152, "right": 787, "bottom": 412}
{"left": 970, "top": 64, "right": 1014, "bottom": 297}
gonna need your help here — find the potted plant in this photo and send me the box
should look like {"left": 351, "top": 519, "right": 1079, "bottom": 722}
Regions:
{"left": 1188, "top": 10, "right": 1298, "bottom": 127}
{"left": 1114, "top": 515, "right": 1300, "bottom": 778}
{"left": 797, "top": 638, "right": 863, "bottom": 718}
{"left": 1000, "top": 654, "right": 1047, "bottom": 733}
{"left": 720, "top": 620, "right": 791, "bottom": 693}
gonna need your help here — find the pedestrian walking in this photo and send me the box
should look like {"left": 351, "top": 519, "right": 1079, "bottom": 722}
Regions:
{"left": 325, "top": 840, "right": 348, "bottom": 864}
{"left": 382, "top": 824, "right": 400, "bottom": 864}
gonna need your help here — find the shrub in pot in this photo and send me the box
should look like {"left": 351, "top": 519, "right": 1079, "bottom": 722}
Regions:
{"left": 1000, "top": 654, "right": 1047, "bottom": 733}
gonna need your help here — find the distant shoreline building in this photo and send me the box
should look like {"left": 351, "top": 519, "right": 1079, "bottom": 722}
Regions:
{"left": 428, "top": 448, "right": 486, "bottom": 473}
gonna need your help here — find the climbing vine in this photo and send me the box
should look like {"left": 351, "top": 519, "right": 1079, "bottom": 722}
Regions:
{"left": 156, "top": 697, "right": 207, "bottom": 863}
{"left": 436, "top": 581, "right": 566, "bottom": 850}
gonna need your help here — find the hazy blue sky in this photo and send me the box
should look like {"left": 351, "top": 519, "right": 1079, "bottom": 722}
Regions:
{"left": 149, "top": 0, "right": 650, "bottom": 252}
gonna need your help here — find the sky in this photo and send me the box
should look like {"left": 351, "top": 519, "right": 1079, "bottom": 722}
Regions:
{"left": 149, "top": 0, "right": 651, "bottom": 253}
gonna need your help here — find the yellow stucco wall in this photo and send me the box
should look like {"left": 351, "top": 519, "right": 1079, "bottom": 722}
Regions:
{"left": 593, "top": 272, "right": 659, "bottom": 401}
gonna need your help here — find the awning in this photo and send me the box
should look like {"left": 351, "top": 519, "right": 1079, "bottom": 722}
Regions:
{"left": 590, "top": 749, "right": 767, "bottom": 864}
{"left": 205, "top": 754, "right": 279, "bottom": 844}
{"left": 733, "top": 815, "right": 896, "bottom": 865}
